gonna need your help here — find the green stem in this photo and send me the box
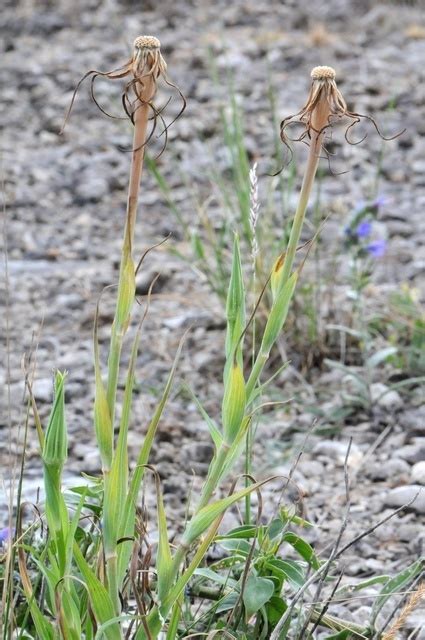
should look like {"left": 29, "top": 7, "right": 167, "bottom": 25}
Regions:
{"left": 106, "top": 98, "right": 150, "bottom": 424}
{"left": 280, "top": 133, "right": 322, "bottom": 288}
{"left": 196, "top": 443, "right": 230, "bottom": 511}
{"left": 105, "top": 553, "right": 120, "bottom": 617}
{"left": 310, "top": 608, "right": 371, "bottom": 638}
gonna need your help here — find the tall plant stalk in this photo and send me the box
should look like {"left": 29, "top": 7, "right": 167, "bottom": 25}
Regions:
{"left": 106, "top": 67, "right": 156, "bottom": 425}
{"left": 101, "top": 37, "right": 165, "bottom": 614}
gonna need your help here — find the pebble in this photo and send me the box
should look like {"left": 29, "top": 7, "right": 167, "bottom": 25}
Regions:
{"left": 33, "top": 377, "right": 54, "bottom": 403}
{"left": 370, "top": 383, "right": 403, "bottom": 411}
{"left": 74, "top": 175, "right": 109, "bottom": 203}
{"left": 366, "top": 458, "right": 410, "bottom": 482}
{"left": 312, "top": 440, "right": 363, "bottom": 466}
{"left": 411, "top": 461, "right": 425, "bottom": 485}
{"left": 396, "top": 441, "right": 425, "bottom": 465}
{"left": 383, "top": 485, "right": 425, "bottom": 514}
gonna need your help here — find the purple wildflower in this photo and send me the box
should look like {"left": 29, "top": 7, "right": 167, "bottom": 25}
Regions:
{"left": 367, "top": 239, "right": 387, "bottom": 258}
{"left": 0, "top": 527, "right": 12, "bottom": 545}
{"left": 356, "top": 221, "right": 372, "bottom": 238}
{"left": 372, "top": 194, "right": 388, "bottom": 210}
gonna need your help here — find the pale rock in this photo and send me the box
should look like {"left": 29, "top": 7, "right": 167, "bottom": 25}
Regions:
{"left": 411, "top": 461, "right": 425, "bottom": 485}
{"left": 383, "top": 485, "right": 425, "bottom": 514}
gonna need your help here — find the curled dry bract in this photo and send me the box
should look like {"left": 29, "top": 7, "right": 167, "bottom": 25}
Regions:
{"left": 61, "top": 35, "right": 186, "bottom": 156}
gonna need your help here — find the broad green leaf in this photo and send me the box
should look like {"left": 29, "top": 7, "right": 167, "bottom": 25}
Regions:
{"left": 215, "top": 591, "right": 240, "bottom": 614}
{"left": 265, "top": 595, "right": 287, "bottom": 626}
{"left": 243, "top": 576, "right": 274, "bottom": 620}
{"left": 323, "top": 631, "right": 352, "bottom": 639}
{"left": 268, "top": 519, "right": 284, "bottom": 540}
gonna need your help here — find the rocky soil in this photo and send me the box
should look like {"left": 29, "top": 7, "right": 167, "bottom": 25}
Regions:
{"left": 1, "top": 0, "right": 425, "bottom": 636}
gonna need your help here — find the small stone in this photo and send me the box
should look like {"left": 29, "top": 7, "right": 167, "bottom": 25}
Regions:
{"left": 383, "top": 485, "right": 425, "bottom": 514}
{"left": 396, "top": 441, "right": 425, "bottom": 464}
{"left": 411, "top": 461, "right": 425, "bottom": 485}
{"left": 312, "top": 440, "right": 362, "bottom": 466}
{"left": 74, "top": 176, "right": 109, "bottom": 203}
{"left": 33, "top": 378, "right": 54, "bottom": 403}
{"left": 370, "top": 383, "right": 403, "bottom": 411}
{"left": 400, "top": 406, "right": 425, "bottom": 434}
{"left": 366, "top": 458, "right": 410, "bottom": 482}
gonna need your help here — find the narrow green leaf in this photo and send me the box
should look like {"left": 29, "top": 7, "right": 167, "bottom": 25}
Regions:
{"left": 73, "top": 544, "right": 122, "bottom": 640}
{"left": 282, "top": 532, "right": 321, "bottom": 570}
{"left": 370, "top": 558, "right": 424, "bottom": 626}
{"left": 185, "top": 385, "right": 223, "bottom": 450}
{"left": 225, "top": 235, "right": 245, "bottom": 366}
{"left": 323, "top": 631, "right": 352, "bottom": 640}
{"left": 182, "top": 479, "right": 269, "bottom": 546}
{"left": 261, "top": 271, "right": 297, "bottom": 355}
{"left": 116, "top": 251, "right": 135, "bottom": 329}
{"left": 154, "top": 471, "right": 173, "bottom": 609}
{"left": 194, "top": 567, "right": 237, "bottom": 589}
{"left": 215, "top": 524, "right": 258, "bottom": 540}
{"left": 94, "top": 305, "right": 113, "bottom": 470}
{"left": 222, "top": 362, "right": 246, "bottom": 445}
{"left": 266, "top": 558, "right": 305, "bottom": 589}
{"left": 366, "top": 346, "right": 398, "bottom": 368}
{"left": 117, "top": 332, "right": 187, "bottom": 583}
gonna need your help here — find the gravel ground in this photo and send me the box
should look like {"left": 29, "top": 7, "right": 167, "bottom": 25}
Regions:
{"left": 1, "top": 0, "right": 425, "bottom": 636}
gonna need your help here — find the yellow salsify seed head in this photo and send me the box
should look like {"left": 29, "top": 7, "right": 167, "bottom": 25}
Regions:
{"left": 134, "top": 35, "right": 161, "bottom": 50}
{"left": 311, "top": 65, "right": 336, "bottom": 81}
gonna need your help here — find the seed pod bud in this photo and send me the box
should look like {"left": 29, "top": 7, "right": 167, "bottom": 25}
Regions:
{"left": 42, "top": 371, "right": 68, "bottom": 470}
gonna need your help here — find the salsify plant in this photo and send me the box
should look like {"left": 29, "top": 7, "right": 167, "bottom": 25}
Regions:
{"left": 5, "top": 42, "right": 418, "bottom": 640}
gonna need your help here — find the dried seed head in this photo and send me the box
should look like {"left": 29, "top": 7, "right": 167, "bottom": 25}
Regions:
{"left": 280, "top": 65, "right": 403, "bottom": 160}
{"left": 134, "top": 35, "right": 161, "bottom": 49}
{"left": 132, "top": 34, "right": 167, "bottom": 80}
{"left": 311, "top": 65, "right": 336, "bottom": 80}
{"left": 62, "top": 33, "right": 186, "bottom": 155}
